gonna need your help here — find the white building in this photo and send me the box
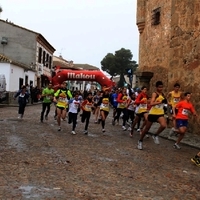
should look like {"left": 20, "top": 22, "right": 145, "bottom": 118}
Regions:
{"left": 0, "top": 54, "right": 35, "bottom": 91}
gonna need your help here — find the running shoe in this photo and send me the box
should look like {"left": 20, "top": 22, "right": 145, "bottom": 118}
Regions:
{"left": 18, "top": 114, "right": 23, "bottom": 119}
{"left": 152, "top": 135, "right": 160, "bottom": 144}
{"left": 122, "top": 126, "right": 127, "bottom": 131}
{"left": 169, "top": 128, "right": 175, "bottom": 137}
{"left": 126, "top": 121, "right": 131, "bottom": 126}
{"left": 137, "top": 140, "right": 143, "bottom": 150}
{"left": 83, "top": 130, "right": 88, "bottom": 135}
{"left": 137, "top": 128, "right": 140, "bottom": 132}
{"left": 173, "top": 143, "right": 181, "bottom": 149}
{"left": 58, "top": 127, "right": 61, "bottom": 131}
{"left": 191, "top": 157, "right": 200, "bottom": 167}
{"left": 127, "top": 127, "right": 132, "bottom": 131}
{"left": 145, "top": 134, "right": 149, "bottom": 138}
{"left": 102, "top": 129, "right": 105, "bottom": 133}
{"left": 112, "top": 119, "right": 115, "bottom": 126}
{"left": 71, "top": 131, "right": 76, "bottom": 135}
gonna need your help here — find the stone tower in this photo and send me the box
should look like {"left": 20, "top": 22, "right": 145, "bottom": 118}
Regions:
{"left": 137, "top": 0, "right": 200, "bottom": 134}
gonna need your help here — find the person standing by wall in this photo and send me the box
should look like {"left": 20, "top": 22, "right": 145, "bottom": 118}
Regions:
{"left": 40, "top": 83, "right": 54, "bottom": 122}
{"left": 14, "top": 85, "right": 29, "bottom": 119}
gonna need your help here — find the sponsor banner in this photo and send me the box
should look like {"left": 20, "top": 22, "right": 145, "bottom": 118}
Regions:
{"left": 67, "top": 72, "right": 95, "bottom": 79}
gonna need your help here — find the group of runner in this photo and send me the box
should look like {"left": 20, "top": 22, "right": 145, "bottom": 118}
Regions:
{"left": 39, "top": 81, "right": 111, "bottom": 135}
{"left": 35, "top": 80, "right": 200, "bottom": 167}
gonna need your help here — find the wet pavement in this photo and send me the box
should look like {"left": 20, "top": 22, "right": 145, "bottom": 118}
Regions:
{"left": 0, "top": 104, "right": 200, "bottom": 200}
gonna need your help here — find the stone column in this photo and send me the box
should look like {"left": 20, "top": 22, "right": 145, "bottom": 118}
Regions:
{"left": 136, "top": 0, "right": 146, "bottom": 34}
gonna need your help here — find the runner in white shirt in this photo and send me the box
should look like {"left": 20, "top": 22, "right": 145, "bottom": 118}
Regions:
{"left": 68, "top": 93, "right": 81, "bottom": 135}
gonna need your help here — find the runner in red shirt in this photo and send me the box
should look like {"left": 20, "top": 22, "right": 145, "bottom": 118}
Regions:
{"left": 173, "top": 92, "right": 197, "bottom": 149}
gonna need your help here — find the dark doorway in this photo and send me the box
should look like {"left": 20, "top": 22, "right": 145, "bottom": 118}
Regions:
{"left": 30, "top": 80, "right": 33, "bottom": 87}
{"left": 19, "top": 78, "right": 23, "bottom": 89}
{"left": 25, "top": 75, "right": 28, "bottom": 85}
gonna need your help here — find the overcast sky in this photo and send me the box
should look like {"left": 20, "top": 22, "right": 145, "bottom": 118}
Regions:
{"left": 0, "top": 0, "right": 139, "bottom": 69}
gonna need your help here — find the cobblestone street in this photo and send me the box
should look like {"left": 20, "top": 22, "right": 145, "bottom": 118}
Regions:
{"left": 0, "top": 104, "right": 200, "bottom": 200}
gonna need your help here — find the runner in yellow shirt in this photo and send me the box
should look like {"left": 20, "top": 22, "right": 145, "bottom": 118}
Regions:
{"left": 54, "top": 82, "right": 68, "bottom": 131}
{"left": 137, "top": 81, "right": 167, "bottom": 150}
{"left": 167, "top": 83, "right": 182, "bottom": 136}
{"left": 97, "top": 89, "right": 111, "bottom": 133}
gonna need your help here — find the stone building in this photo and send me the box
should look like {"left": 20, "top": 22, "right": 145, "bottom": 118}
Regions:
{"left": 0, "top": 19, "right": 56, "bottom": 88}
{"left": 136, "top": 0, "right": 200, "bottom": 133}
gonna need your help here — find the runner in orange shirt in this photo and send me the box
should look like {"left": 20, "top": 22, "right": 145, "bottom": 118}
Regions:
{"left": 173, "top": 92, "right": 197, "bottom": 149}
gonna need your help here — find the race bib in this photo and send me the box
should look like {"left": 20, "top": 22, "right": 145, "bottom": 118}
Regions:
{"left": 85, "top": 104, "right": 92, "bottom": 111}
{"left": 75, "top": 104, "right": 79, "bottom": 108}
{"left": 140, "top": 104, "right": 147, "bottom": 109}
{"left": 155, "top": 103, "right": 163, "bottom": 109}
{"left": 174, "top": 98, "right": 180, "bottom": 103}
{"left": 59, "top": 97, "right": 66, "bottom": 102}
{"left": 101, "top": 103, "right": 108, "bottom": 108}
{"left": 182, "top": 109, "right": 189, "bottom": 115}
{"left": 19, "top": 93, "right": 25, "bottom": 97}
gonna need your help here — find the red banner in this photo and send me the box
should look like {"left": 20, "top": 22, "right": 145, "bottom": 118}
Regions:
{"left": 52, "top": 69, "right": 115, "bottom": 90}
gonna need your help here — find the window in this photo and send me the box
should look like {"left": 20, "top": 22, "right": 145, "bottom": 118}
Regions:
{"left": 49, "top": 56, "right": 52, "bottom": 69}
{"left": 42, "top": 51, "right": 46, "bottom": 65}
{"left": 46, "top": 54, "right": 49, "bottom": 68}
{"left": 152, "top": 7, "right": 161, "bottom": 25}
{"left": 38, "top": 47, "right": 42, "bottom": 63}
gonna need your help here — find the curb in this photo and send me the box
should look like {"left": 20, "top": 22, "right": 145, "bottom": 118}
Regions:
{"left": 148, "top": 129, "right": 200, "bottom": 150}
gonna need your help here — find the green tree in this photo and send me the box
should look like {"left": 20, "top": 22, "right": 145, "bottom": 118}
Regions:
{"left": 0, "top": 6, "right": 3, "bottom": 14}
{"left": 101, "top": 48, "right": 137, "bottom": 87}
{"left": 100, "top": 53, "right": 116, "bottom": 76}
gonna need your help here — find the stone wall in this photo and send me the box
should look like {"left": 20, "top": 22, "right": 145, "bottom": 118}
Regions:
{"left": 169, "top": 0, "right": 200, "bottom": 133}
{"left": 0, "top": 20, "right": 36, "bottom": 66}
{"left": 137, "top": 0, "right": 172, "bottom": 94}
{"left": 0, "top": 92, "right": 18, "bottom": 105}
{"left": 137, "top": 0, "right": 200, "bottom": 134}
